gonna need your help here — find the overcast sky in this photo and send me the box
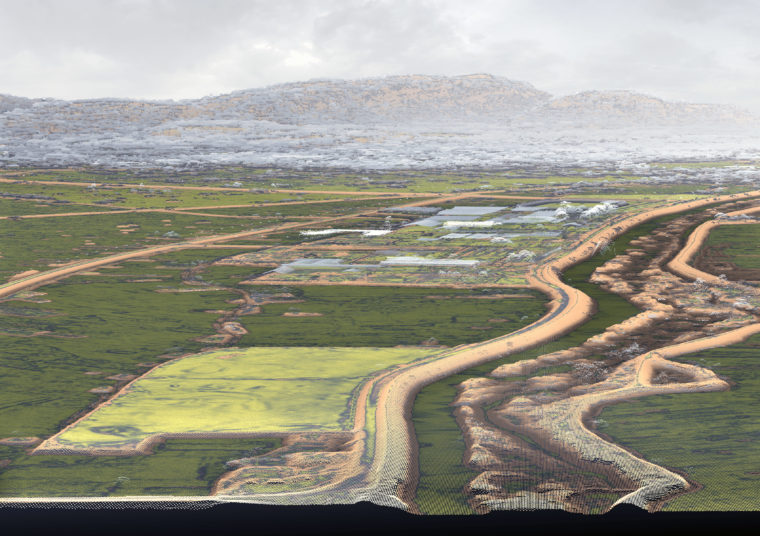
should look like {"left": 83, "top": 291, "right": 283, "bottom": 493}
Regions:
{"left": 1, "top": 0, "right": 759, "bottom": 110}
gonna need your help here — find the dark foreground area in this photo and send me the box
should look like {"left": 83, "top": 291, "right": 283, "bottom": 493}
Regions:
{"left": 0, "top": 502, "right": 757, "bottom": 535}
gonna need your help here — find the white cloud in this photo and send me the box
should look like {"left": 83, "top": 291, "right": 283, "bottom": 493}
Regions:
{"left": 0, "top": 0, "right": 758, "bottom": 111}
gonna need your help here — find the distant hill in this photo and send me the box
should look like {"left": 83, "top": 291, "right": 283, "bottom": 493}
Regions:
{"left": 201, "top": 74, "right": 552, "bottom": 123}
{"left": 0, "top": 94, "right": 34, "bottom": 114}
{"left": 535, "top": 90, "right": 755, "bottom": 127}
{"left": 0, "top": 74, "right": 552, "bottom": 132}
{"left": 2, "top": 75, "right": 754, "bottom": 129}
{"left": 1, "top": 74, "right": 757, "bottom": 168}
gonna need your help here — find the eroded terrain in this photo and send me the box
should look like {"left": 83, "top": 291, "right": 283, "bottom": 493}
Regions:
{"left": 453, "top": 200, "right": 760, "bottom": 513}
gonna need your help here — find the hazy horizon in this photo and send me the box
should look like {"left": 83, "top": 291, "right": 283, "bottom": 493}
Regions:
{"left": 0, "top": 72, "right": 754, "bottom": 113}
{"left": 2, "top": 0, "right": 760, "bottom": 112}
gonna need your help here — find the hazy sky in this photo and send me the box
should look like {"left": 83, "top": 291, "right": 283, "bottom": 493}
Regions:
{"left": 2, "top": 0, "right": 759, "bottom": 110}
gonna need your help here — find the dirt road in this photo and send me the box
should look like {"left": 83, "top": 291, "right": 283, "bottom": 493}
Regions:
{"left": 667, "top": 205, "right": 760, "bottom": 284}
{"left": 0, "top": 192, "right": 477, "bottom": 300}
{"left": 358, "top": 189, "right": 760, "bottom": 509}
{"left": 0, "top": 187, "right": 495, "bottom": 301}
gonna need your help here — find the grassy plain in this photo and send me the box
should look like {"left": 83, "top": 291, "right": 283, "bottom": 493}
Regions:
{"left": 236, "top": 285, "right": 546, "bottom": 348}
{"left": 0, "top": 198, "right": 120, "bottom": 216}
{"left": 700, "top": 223, "right": 760, "bottom": 271}
{"left": 0, "top": 437, "right": 280, "bottom": 497}
{"left": 8, "top": 168, "right": 649, "bottom": 194}
{"left": 151, "top": 248, "right": 262, "bottom": 266}
{"left": 0, "top": 211, "right": 278, "bottom": 280}
{"left": 0, "top": 180, "right": 340, "bottom": 208}
{"left": 0, "top": 246, "right": 544, "bottom": 495}
{"left": 600, "top": 333, "right": 760, "bottom": 511}
{"left": 3, "top": 166, "right": 749, "bottom": 504}
{"left": 0, "top": 272, "right": 237, "bottom": 439}
{"left": 192, "top": 197, "right": 430, "bottom": 217}
{"left": 196, "top": 264, "right": 272, "bottom": 287}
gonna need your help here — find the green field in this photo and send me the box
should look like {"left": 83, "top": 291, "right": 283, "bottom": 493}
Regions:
{"left": 0, "top": 211, "right": 282, "bottom": 281}
{"left": 4, "top": 165, "right": 754, "bottom": 506}
{"left": 236, "top": 285, "right": 546, "bottom": 347}
{"left": 0, "top": 246, "right": 545, "bottom": 496}
{"left": 195, "top": 264, "right": 271, "bottom": 287}
{"left": 54, "top": 346, "right": 436, "bottom": 449}
{"left": 8, "top": 168, "right": 643, "bottom": 195}
{"left": 600, "top": 333, "right": 760, "bottom": 511}
{"left": 0, "top": 437, "right": 280, "bottom": 497}
{"left": 0, "top": 180, "right": 340, "bottom": 208}
{"left": 0, "top": 198, "right": 121, "bottom": 216}
{"left": 0, "top": 274, "right": 238, "bottom": 439}
{"left": 191, "top": 196, "right": 429, "bottom": 217}
{"left": 701, "top": 222, "right": 760, "bottom": 271}
{"left": 150, "top": 247, "right": 261, "bottom": 266}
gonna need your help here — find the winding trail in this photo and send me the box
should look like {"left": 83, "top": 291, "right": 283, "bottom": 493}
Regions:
{"left": 667, "top": 205, "right": 760, "bottom": 284}
{"left": 357, "top": 190, "right": 760, "bottom": 509}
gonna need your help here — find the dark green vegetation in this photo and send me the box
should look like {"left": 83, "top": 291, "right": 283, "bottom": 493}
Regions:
{"left": 301, "top": 214, "right": 409, "bottom": 230}
{"left": 600, "top": 336, "right": 760, "bottom": 511}
{"left": 709, "top": 223, "right": 760, "bottom": 270}
{"left": 0, "top": 179, "right": 338, "bottom": 208}
{"left": 14, "top": 167, "right": 641, "bottom": 194}
{"left": 434, "top": 197, "right": 524, "bottom": 210}
{"left": 411, "top": 213, "right": 689, "bottom": 515}
{"left": 150, "top": 248, "right": 258, "bottom": 266}
{"left": 605, "top": 183, "right": 751, "bottom": 196}
{"left": 0, "top": 256, "right": 249, "bottom": 496}
{"left": 0, "top": 211, "right": 279, "bottom": 281}
{"left": 236, "top": 285, "right": 546, "bottom": 348}
{"left": 0, "top": 269, "right": 238, "bottom": 439}
{"left": 4, "top": 165, "right": 755, "bottom": 504}
{"left": 213, "top": 228, "right": 355, "bottom": 246}
{"left": 12, "top": 165, "right": 758, "bottom": 198}
{"left": 695, "top": 223, "right": 760, "bottom": 278}
{"left": 196, "top": 264, "right": 271, "bottom": 288}
{"left": 192, "top": 196, "right": 429, "bottom": 217}
{"left": 0, "top": 198, "right": 120, "bottom": 216}
{"left": 0, "top": 437, "right": 280, "bottom": 497}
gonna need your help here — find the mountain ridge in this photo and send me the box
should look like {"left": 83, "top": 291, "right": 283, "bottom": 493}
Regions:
{"left": 1, "top": 74, "right": 754, "bottom": 126}
{"left": 2, "top": 74, "right": 758, "bottom": 169}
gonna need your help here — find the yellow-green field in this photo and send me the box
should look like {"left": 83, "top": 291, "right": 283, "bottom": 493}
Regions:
{"left": 54, "top": 346, "right": 436, "bottom": 450}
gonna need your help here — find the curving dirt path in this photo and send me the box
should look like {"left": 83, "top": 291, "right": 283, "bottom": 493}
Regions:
{"left": 667, "top": 205, "right": 760, "bottom": 284}
{"left": 494, "top": 322, "right": 760, "bottom": 511}
{"left": 357, "top": 190, "right": 760, "bottom": 509}
{"left": 452, "top": 196, "right": 760, "bottom": 512}
{"left": 0, "top": 221, "right": 314, "bottom": 300}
